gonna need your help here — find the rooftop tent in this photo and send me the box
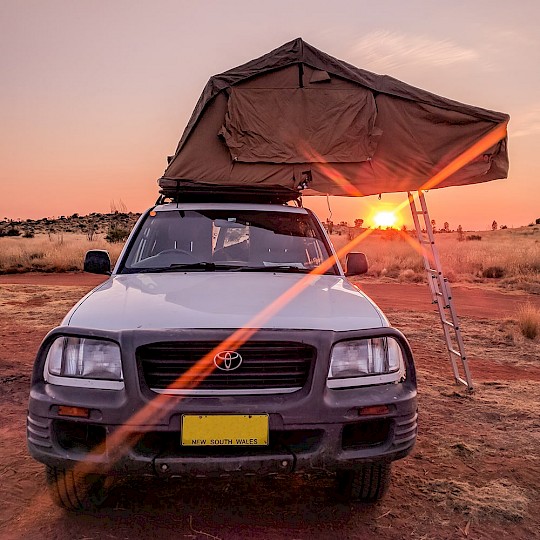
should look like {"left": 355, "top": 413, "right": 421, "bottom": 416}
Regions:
{"left": 159, "top": 38, "right": 509, "bottom": 198}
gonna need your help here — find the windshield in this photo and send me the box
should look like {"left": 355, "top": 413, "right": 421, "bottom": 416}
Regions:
{"left": 120, "top": 209, "right": 337, "bottom": 275}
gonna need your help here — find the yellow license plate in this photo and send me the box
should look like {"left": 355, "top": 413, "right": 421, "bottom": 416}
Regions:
{"left": 181, "top": 414, "right": 269, "bottom": 446}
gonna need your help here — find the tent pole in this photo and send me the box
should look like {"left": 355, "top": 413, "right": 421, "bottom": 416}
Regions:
{"left": 408, "top": 190, "right": 474, "bottom": 391}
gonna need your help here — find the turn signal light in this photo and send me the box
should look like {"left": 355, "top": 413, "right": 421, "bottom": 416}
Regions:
{"left": 57, "top": 406, "right": 90, "bottom": 418}
{"left": 358, "top": 405, "right": 389, "bottom": 416}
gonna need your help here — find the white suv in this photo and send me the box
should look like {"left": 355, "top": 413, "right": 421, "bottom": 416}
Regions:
{"left": 27, "top": 200, "right": 417, "bottom": 509}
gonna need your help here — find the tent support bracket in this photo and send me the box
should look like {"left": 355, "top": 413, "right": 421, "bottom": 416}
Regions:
{"left": 408, "top": 190, "right": 474, "bottom": 391}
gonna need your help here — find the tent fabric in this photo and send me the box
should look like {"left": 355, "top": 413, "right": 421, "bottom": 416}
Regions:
{"left": 159, "top": 38, "right": 509, "bottom": 198}
{"left": 219, "top": 87, "right": 380, "bottom": 163}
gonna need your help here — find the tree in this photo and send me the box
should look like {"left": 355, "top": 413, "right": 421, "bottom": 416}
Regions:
{"left": 326, "top": 220, "right": 334, "bottom": 234}
{"left": 354, "top": 218, "right": 364, "bottom": 228}
{"left": 492, "top": 220, "right": 498, "bottom": 231}
{"left": 430, "top": 219, "right": 436, "bottom": 232}
{"left": 457, "top": 224, "right": 464, "bottom": 241}
{"left": 443, "top": 222, "right": 450, "bottom": 233}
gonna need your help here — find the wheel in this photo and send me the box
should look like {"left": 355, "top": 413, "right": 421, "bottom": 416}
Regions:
{"left": 335, "top": 462, "right": 392, "bottom": 503}
{"left": 45, "top": 465, "right": 110, "bottom": 511}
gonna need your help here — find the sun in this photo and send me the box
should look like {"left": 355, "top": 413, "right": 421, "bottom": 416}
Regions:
{"left": 373, "top": 211, "right": 397, "bottom": 228}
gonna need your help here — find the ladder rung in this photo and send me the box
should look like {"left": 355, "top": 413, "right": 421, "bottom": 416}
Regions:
{"left": 442, "top": 320, "right": 456, "bottom": 329}
{"left": 455, "top": 376, "right": 469, "bottom": 387}
{"left": 449, "top": 348, "right": 465, "bottom": 358}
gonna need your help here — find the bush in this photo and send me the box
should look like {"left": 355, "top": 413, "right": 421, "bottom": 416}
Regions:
{"left": 105, "top": 226, "right": 130, "bottom": 243}
{"left": 466, "top": 234, "right": 482, "bottom": 241}
{"left": 482, "top": 266, "right": 505, "bottom": 279}
{"left": 23, "top": 230, "right": 35, "bottom": 238}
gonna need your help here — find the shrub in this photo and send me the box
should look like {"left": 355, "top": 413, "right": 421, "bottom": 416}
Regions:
{"left": 381, "top": 264, "right": 401, "bottom": 278}
{"left": 23, "top": 230, "right": 35, "bottom": 238}
{"left": 106, "top": 226, "right": 130, "bottom": 243}
{"left": 482, "top": 266, "right": 505, "bottom": 279}
{"left": 6, "top": 228, "right": 21, "bottom": 237}
{"left": 516, "top": 303, "right": 540, "bottom": 340}
{"left": 466, "top": 234, "right": 482, "bottom": 241}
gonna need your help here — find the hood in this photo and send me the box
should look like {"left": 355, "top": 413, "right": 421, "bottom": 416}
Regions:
{"left": 65, "top": 273, "right": 386, "bottom": 332}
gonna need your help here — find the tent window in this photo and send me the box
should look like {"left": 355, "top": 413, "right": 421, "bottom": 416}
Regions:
{"left": 219, "top": 87, "right": 379, "bottom": 164}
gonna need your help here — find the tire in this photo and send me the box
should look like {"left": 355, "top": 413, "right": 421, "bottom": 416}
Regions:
{"left": 336, "top": 462, "right": 392, "bottom": 503}
{"left": 45, "top": 466, "right": 110, "bottom": 511}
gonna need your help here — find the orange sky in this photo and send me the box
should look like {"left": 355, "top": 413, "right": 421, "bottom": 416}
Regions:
{"left": 1, "top": 1, "right": 539, "bottom": 230}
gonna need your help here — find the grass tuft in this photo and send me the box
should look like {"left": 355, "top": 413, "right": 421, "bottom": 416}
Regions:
{"left": 517, "top": 303, "right": 540, "bottom": 340}
{"left": 422, "top": 478, "right": 528, "bottom": 521}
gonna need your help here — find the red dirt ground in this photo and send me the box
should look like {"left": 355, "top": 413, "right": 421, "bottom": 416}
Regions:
{"left": 1, "top": 273, "right": 539, "bottom": 539}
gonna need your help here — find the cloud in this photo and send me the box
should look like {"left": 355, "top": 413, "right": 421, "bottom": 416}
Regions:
{"left": 350, "top": 30, "right": 479, "bottom": 73}
{"left": 511, "top": 107, "right": 540, "bottom": 138}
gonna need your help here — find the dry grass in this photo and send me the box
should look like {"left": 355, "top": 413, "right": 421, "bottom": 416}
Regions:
{"left": 516, "top": 303, "right": 540, "bottom": 340}
{"left": 422, "top": 478, "right": 529, "bottom": 521}
{"left": 0, "top": 234, "right": 124, "bottom": 273}
{"left": 333, "top": 226, "right": 540, "bottom": 293}
{"left": 2, "top": 225, "right": 540, "bottom": 294}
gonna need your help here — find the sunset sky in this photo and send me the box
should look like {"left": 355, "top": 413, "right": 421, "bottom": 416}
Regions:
{"left": 1, "top": 1, "right": 539, "bottom": 230}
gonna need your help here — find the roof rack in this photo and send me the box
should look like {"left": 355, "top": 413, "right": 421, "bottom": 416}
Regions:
{"left": 156, "top": 180, "right": 302, "bottom": 206}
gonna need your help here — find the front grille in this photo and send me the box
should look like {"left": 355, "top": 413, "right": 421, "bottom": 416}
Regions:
{"left": 138, "top": 341, "right": 315, "bottom": 393}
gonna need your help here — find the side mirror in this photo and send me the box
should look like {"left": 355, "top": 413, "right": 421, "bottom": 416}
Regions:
{"left": 84, "top": 250, "right": 111, "bottom": 275}
{"left": 345, "top": 252, "right": 368, "bottom": 276}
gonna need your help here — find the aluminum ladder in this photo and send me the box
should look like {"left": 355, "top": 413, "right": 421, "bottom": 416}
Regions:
{"left": 408, "top": 190, "right": 473, "bottom": 391}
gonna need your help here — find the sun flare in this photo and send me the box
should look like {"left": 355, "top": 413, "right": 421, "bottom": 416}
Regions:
{"left": 373, "top": 211, "right": 397, "bottom": 228}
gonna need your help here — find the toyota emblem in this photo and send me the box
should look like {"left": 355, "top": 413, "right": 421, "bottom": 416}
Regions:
{"left": 213, "top": 350, "right": 243, "bottom": 371}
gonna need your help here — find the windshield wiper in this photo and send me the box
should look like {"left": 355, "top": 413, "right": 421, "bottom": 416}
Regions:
{"left": 127, "top": 263, "right": 333, "bottom": 274}
{"left": 236, "top": 265, "right": 310, "bottom": 273}
{"left": 165, "top": 262, "right": 224, "bottom": 272}
{"left": 129, "top": 262, "right": 235, "bottom": 273}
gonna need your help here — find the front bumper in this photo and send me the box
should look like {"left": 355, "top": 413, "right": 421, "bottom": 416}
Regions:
{"left": 28, "top": 327, "right": 417, "bottom": 477}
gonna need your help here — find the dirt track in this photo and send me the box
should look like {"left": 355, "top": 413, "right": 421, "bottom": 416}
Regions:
{"left": 1, "top": 273, "right": 539, "bottom": 539}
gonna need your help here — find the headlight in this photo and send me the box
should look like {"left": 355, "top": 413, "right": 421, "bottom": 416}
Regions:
{"left": 327, "top": 337, "right": 405, "bottom": 388}
{"left": 45, "top": 337, "right": 123, "bottom": 389}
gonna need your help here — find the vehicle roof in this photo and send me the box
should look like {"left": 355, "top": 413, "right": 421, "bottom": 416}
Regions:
{"left": 153, "top": 202, "right": 309, "bottom": 214}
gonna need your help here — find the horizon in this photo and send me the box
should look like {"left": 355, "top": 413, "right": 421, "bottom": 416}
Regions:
{"left": 1, "top": 205, "right": 534, "bottom": 233}
{"left": 1, "top": 1, "right": 539, "bottom": 230}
